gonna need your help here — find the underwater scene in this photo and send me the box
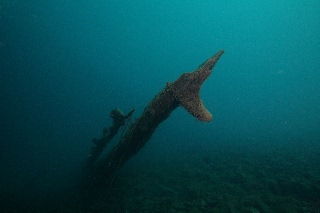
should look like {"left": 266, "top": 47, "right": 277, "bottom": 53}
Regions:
{"left": 1, "top": 0, "right": 320, "bottom": 212}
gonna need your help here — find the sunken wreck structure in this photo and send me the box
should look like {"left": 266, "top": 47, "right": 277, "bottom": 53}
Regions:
{"left": 85, "top": 50, "right": 224, "bottom": 182}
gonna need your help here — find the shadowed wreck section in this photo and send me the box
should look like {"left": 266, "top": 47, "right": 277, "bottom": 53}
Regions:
{"left": 88, "top": 50, "right": 224, "bottom": 182}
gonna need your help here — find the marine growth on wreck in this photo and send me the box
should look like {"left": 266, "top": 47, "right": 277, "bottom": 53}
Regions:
{"left": 86, "top": 50, "right": 224, "bottom": 182}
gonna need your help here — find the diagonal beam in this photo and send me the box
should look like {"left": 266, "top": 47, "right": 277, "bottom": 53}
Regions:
{"left": 95, "top": 50, "right": 224, "bottom": 181}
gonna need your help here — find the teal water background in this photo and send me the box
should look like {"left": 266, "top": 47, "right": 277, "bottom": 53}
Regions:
{"left": 0, "top": 0, "right": 319, "bottom": 211}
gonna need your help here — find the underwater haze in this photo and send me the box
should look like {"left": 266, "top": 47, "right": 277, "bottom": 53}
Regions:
{"left": 1, "top": 0, "right": 320, "bottom": 212}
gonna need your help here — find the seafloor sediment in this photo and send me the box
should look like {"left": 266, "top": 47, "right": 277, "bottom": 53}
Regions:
{"left": 2, "top": 144, "right": 319, "bottom": 213}
{"left": 84, "top": 146, "right": 320, "bottom": 213}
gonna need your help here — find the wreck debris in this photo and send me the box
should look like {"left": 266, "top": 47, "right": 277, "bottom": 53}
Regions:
{"left": 87, "top": 50, "right": 224, "bottom": 181}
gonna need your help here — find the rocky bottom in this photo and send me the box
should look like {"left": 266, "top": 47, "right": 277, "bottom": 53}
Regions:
{"left": 2, "top": 144, "right": 320, "bottom": 213}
